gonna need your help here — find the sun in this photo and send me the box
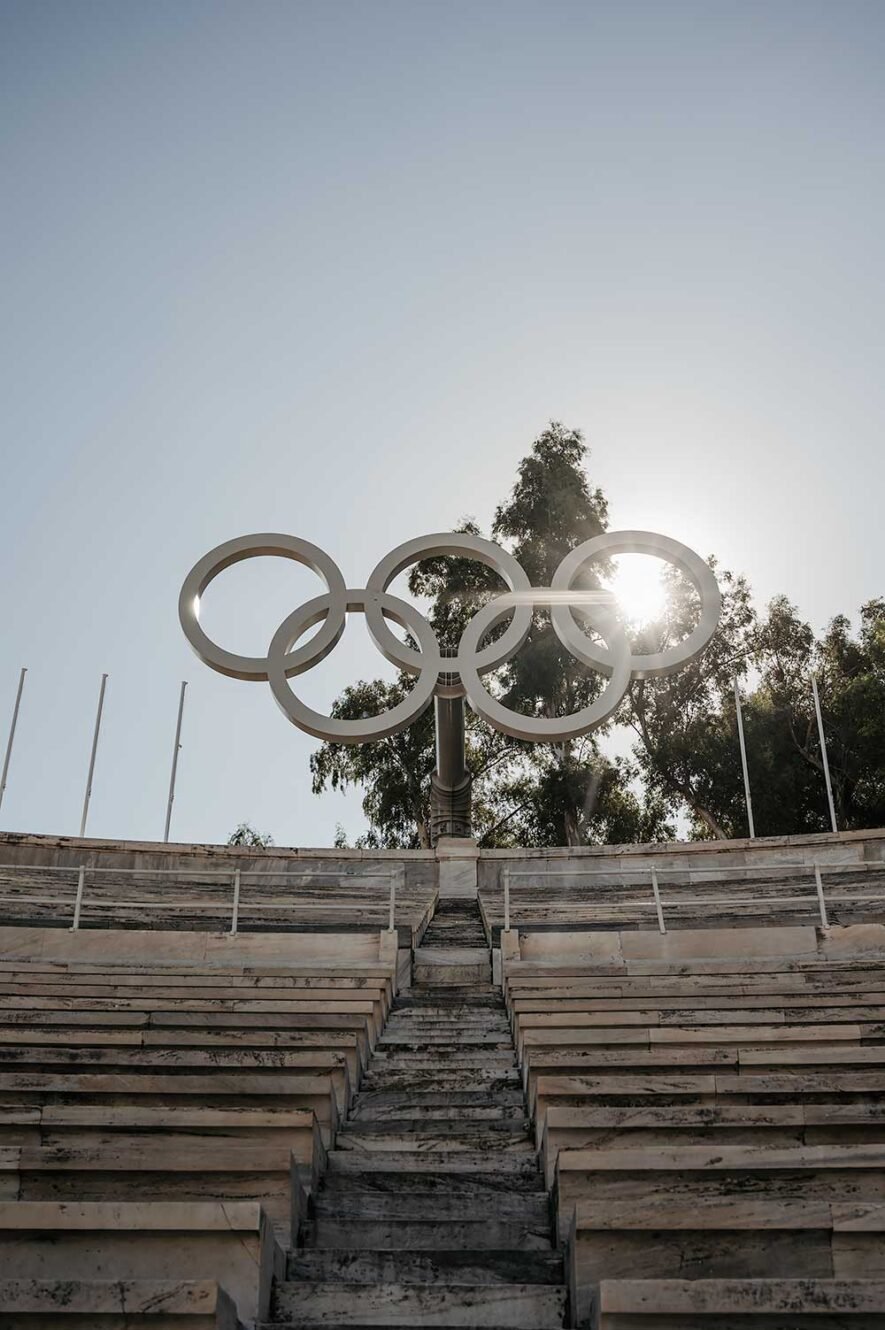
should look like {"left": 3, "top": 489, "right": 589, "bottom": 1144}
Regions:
{"left": 604, "top": 554, "right": 667, "bottom": 626}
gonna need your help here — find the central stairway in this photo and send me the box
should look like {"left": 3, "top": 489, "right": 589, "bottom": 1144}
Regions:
{"left": 265, "top": 898, "right": 568, "bottom": 1327}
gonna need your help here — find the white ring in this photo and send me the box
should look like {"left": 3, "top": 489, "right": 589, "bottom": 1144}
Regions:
{"left": 551, "top": 530, "right": 721, "bottom": 680}
{"left": 365, "top": 532, "right": 533, "bottom": 694}
{"left": 179, "top": 534, "right": 347, "bottom": 682}
{"left": 267, "top": 589, "right": 441, "bottom": 743}
{"left": 180, "top": 527, "right": 721, "bottom": 745}
{"left": 458, "top": 591, "right": 632, "bottom": 742}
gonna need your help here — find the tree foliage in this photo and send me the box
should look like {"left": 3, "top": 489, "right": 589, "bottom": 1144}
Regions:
{"left": 227, "top": 822, "right": 274, "bottom": 848}
{"left": 310, "top": 422, "right": 885, "bottom": 848}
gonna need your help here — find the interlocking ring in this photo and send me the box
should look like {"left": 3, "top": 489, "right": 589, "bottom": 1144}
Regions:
{"left": 551, "top": 530, "right": 722, "bottom": 680}
{"left": 365, "top": 532, "right": 533, "bottom": 699}
{"left": 179, "top": 528, "right": 721, "bottom": 744}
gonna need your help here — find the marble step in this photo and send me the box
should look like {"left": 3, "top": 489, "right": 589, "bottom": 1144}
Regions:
{"left": 378, "top": 1031, "right": 512, "bottom": 1045}
{"left": 413, "top": 967, "right": 492, "bottom": 987}
{"left": 326, "top": 1149, "right": 540, "bottom": 1176}
{"left": 0, "top": 1277, "right": 234, "bottom": 1325}
{"left": 370, "top": 1053, "right": 516, "bottom": 1069}
{"left": 270, "top": 1278, "right": 567, "bottom": 1326}
{"left": 287, "top": 1247, "right": 564, "bottom": 1285}
{"left": 349, "top": 1090, "right": 526, "bottom": 1117}
{"left": 384, "top": 1015, "right": 510, "bottom": 1028}
{"left": 334, "top": 1129, "right": 533, "bottom": 1154}
{"left": 301, "top": 1215, "right": 555, "bottom": 1252}
{"left": 421, "top": 935, "right": 489, "bottom": 948}
{"left": 375, "top": 1051, "right": 514, "bottom": 1063}
{"left": 591, "top": 1277, "right": 885, "bottom": 1327}
{"left": 311, "top": 1190, "right": 550, "bottom": 1222}
{"left": 347, "top": 1102, "right": 528, "bottom": 1124}
{"left": 390, "top": 1016, "right": 505, "bottom": 1025}
{"left": 338, "top": 1119, "right": 530, "bottom": 1142}
{"left": 421, "top": 938, "right": 488, "bottom": 949}
{"left": 358, "top": 1068, "right": 521, "bottom": 1091}
{"left": 315, "top": 1175, "right": 545, "bottom": 1207}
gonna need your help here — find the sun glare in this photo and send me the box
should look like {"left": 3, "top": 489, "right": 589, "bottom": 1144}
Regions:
{"left": 605, "top": 555, "right": 667, "bottom": 626}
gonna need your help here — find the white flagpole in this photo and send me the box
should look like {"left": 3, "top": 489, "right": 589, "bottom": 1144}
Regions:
{"left": 0, "top": 667, "right": 27, "bottom": 815}
{"left": 811, "top": 672, "right": 838, "bottom": 834}
{"left": 163, "top": 681, "right": 188, "bottom": 843}
{"left": 733, "top": 677, "right": 755, "bottom": 839}
{"left": 79, "top": 673, "right": 108, "bottom": 838}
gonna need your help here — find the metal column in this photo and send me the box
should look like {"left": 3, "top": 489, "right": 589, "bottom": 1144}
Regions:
{"left": 163, "top": 681, "right": 188, "bottom": 843}
{"left": 430, "top": 694, "right": 472, "bottom": 843}
{"left": 734, "top": 677, "right": 756, "bottom": 838}
{"left": 811, "top": 673, "right": 838, "bottom": 834}
{"left": 79, "top": 674, "right": 108, "bottom": 838}
{"left": 0, "top": 667, "right": 27, "bottom": 815}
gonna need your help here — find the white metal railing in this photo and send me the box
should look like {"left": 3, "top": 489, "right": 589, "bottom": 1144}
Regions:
{"left": 0, "top": 862, "right": 406, "bottom": 935}
{"left": 500, "top": 859, "right": 885, "bottom": 934}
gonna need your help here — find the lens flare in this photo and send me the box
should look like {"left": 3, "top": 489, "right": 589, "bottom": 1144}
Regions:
{"left": 605, "top": 554, "right": 667, "bottom": 626}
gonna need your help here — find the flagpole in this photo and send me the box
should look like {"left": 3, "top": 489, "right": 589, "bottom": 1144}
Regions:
{"left": 0, "top": 668, "right": 27, "bottom": 815}
{"left": 811, "top": 672, "right": 838, "bottom": 834}
{"left": 733, "top": 676, "right": 755, "bottom": 838}
{"left": 79, "top": 674, "right": 108, "bottom": 838}
{"left": 163, "top": 681, "right": 188, "bottom": 843}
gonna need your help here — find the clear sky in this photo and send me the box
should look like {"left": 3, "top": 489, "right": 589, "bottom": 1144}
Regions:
{"left": 1, "top": 0, "right": 883, "bottom": 848}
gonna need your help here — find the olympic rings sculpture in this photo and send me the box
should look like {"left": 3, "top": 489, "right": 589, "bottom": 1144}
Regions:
{"left": 179, "top": 530, "right": 721, "bottom": 744}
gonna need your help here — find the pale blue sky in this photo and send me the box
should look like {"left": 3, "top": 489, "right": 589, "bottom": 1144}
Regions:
{"left": 1, "top": 0, "right": 883, "bottom": 846}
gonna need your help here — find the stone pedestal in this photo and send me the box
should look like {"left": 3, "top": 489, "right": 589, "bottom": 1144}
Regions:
{"left": 436, "top": 836, "right": 479, "bottom": 899}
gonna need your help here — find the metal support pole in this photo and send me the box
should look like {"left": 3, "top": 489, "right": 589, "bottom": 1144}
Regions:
{"left": 734, "top": 677, "right": 756, "bottom": 839}
{"left": 230, "top": 869, "right": 241, "bottom": 935}
{"left": 651, "top": 867, "right": 666, "bottom": 934}
{"left": 503, "top": 866, "right": 511, "bottom": 933}
{"left": 430, "top": 691, "right": 472, "bottom": 843}
{"left": 814, "top": 861, "right": 829, "bottom": 929}
{"left": 163, "top": 681, "right": 188, "bottom": 843}
{"left": 0, "top": 667, "right": 27, "bottom": 816}
{"left": 72, "top": 866, "right": 86, "bottom": 931}
{"left": 79, "top": 673, "right": 108, "bottom": 838}
{"left": 388, "top": 873, "right": 396, "bottom": 933}
{"left": 811, "top": 673, "right": 838, "bottom": 834}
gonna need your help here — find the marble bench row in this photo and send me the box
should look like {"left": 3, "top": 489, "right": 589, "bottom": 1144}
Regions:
{"left": 0, "top": 949, "right": 395, "bottom": 1327}
{"left": 505, "top": 938, "right": 885, "bottom": 1327}
{"left": 0, "top": 873, "right": 437, "bottom": 944}
{"left": 479, "top": 867, "right": 885, "bottom": 937}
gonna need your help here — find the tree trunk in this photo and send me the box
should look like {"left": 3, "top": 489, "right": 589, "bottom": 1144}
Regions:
{"left": 563, "top": 806, "right": 583, "bottom": 847}
{"left": 686, "top": 799, "right": 728, "bottom": 841}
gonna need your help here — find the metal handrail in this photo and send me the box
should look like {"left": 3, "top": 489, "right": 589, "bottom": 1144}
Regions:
{"left": 496, "top": 859, "right": 885, "bottom": 935}
{"left": 0, "top": 860, "right": 405, "bottom": 934}
{"left": 0, "top": 863, "right": 399, "bottom": 877}
{"left": 504, "top": 859, "right": 877, "bottom": 879}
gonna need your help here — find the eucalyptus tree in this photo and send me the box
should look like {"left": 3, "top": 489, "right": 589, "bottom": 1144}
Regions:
{"left": 311, "top": 423, "right": 669, "bottom": 848}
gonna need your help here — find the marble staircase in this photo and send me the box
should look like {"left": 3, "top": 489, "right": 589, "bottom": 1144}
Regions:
{"left": 266, "top": 898, "right": 569, "bottom": 1328}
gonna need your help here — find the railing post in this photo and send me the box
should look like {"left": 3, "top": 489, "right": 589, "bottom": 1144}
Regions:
{"left": 230, "top": 869, "right": 241, "bottom": 935}
{"left": 503, "top": 866, "right": 511, "bottom": 933}
{"left": 72, "top": 866, "right": 86, "bottom": 931}
{"left": 387, "top": 872, "right": 396, "bottom": 933}
{"left": 651, "top": 867, "right": 666, "bottom": 934}
{"left": 814, "top": 861, "right": 829, "bottom": 929}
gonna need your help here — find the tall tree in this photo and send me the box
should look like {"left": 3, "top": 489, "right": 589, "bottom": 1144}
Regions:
{"left": 311, "top": 423, "right": 669, "bottom": 847}
{"left": 754, "top": 595, "right": 885, "bottom": 831}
